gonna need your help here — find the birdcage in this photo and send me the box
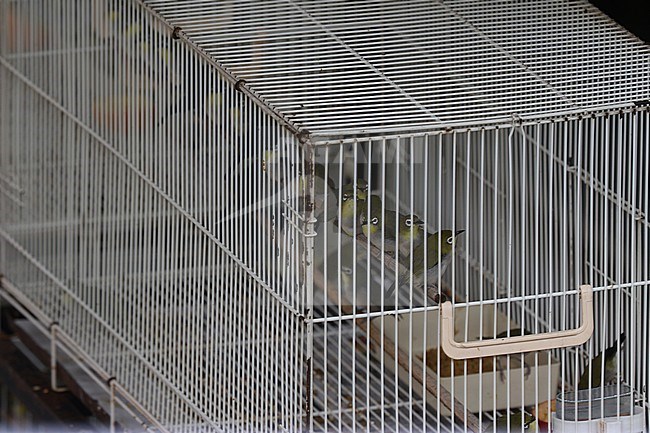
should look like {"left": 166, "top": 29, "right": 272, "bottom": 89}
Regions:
{"left": 0, "top": 0, "right": 649, "bottom": 432}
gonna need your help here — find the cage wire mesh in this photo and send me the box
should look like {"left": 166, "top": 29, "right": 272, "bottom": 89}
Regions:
{"left": 0, "top": 0, "right": 649, "bottom": 432}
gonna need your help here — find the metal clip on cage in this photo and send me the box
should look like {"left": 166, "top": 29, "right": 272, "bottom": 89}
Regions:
{"left": 440, "top": 285, "right": 594, "bottom": 359}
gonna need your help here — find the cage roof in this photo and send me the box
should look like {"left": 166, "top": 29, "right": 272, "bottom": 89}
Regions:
{"left": 146, "top": 0, "right": 650, "bottom": 139}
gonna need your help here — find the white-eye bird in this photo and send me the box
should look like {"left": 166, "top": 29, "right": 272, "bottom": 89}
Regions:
{"left": 384, "top": 230, "right": 464, "bottom": 313}
{"left": 577, "top": 333, "right": 626, "bottom": 390}
{"left": 336, "top": 180, "right": 370, "bottom": 236}
{"left": 360, "top": 206, "right": 426, "bottom": 257}
{"left": 398, "top": 215, "right": 426, "bottom": 257}
{"left": 492, "top": 410, "right": 536, "bottom": 432}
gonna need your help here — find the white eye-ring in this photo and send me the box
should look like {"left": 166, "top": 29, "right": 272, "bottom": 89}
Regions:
{"left": 342, "top": 194, "right": 350, "bottom": 202}
{"left": 371, "top": 217, "right": 379, "bottom": 225}
{"left": 405, "top": 218, "right": 412, "bottom": 227}
{"left": 446, "top": 236, "right": 454, "bottom": 245}
{"left": 342, "top": 267, "right": 352, "bottom": 275}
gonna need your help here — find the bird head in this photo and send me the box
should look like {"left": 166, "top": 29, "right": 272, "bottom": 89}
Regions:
{"left": 430, "top": 229, "right": 464, "bottom": 255}
{"left": 355, "top": 179, "right": 369, "bottom": 200}
{"left": 399, "top": 214, "right": 425, "bottom": 239}
{"left": 360, "top": 213, "right": 380, "bottom": 237}
{"left": 359, "top": 196, "right": 383, "bottom": 237}
{"left": 340, "top": 182, "right": 367, "bottom": 219}
{"left": 341, "top": 179, "right": 368, "bottom": 201}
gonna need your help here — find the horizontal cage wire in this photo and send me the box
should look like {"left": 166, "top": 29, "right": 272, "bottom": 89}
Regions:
{"left": 142, "top": 0, "right": 650, "bottom": 138}
{"left": 309, "top": 113, "right": 649, "bottom": 431}
{"left": 0, "top": 0, "right": 649, "bottom": 433}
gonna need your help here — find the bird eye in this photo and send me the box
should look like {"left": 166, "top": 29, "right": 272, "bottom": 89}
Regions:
{"left": 446, "top": 236, "right": 454, "bottom": 245}
{"left": 342, "top": 194, "right": 349, "bottom": 201}
{"left": 342, "top": 267, "right": 352, "bottom": 275}
{"left": 371, "top": 217, "right": 379, "bottom": 225}
{"left": 405, "top": 218, "right": 412, "bottom": 227}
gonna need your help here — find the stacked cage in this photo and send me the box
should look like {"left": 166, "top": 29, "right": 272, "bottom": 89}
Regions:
{"left": 1, "top": 1, "right": 649, "bottom": 432}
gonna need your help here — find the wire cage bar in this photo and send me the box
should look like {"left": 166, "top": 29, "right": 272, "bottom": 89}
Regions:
{"left": 0, "top": 1, "right": 649, "bottom": 432}
{"left": 308, "top": 112, "right": 650, "bottom": 431}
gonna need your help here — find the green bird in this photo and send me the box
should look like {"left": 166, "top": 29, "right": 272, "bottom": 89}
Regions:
{"left": 492, "top": 410, "right": 536, "bottom": 432}
{"left": 337, "top": 180, "right": 370, "bottom": 236}
{"left": 360, "top": 206, "right": 426, "bottom": 257}
{"left": 397, "top": 215, "right": 427, "bottom": 257}
{"left": 577, "top": 333, "right": 626, "bottom": 390}
{"left": 384, "top": 230, "right": 464, "bottom": 313}
{"left": 342, "top": 178, "right": 369, "bottom": 198}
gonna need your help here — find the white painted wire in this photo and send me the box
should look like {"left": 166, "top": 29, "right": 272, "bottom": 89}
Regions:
{"left": 0, "top": 1, "right": 649, "bottom": 433}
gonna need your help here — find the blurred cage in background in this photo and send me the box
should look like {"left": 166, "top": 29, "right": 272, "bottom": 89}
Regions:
{"left": 0, "top": 0, "right": 649, "bottom": 432}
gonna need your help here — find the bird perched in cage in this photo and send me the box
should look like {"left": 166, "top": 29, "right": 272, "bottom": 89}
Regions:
{"left": 491, "top": 410, "right": 537, "bottom": 432}
{"left": 359, "top": 206, "right": 426, "bottom": 257}
{"left": 577, "top": 333, "right": 626, "bottom": 390}
{"left": 335, "top": 180, "right": 370, "bottom": 236}
{"left": 395, "top": 230, "right": 464, "bottom": 288}
{"left": 385, "top": 230, "right": 464, "bottom": 315}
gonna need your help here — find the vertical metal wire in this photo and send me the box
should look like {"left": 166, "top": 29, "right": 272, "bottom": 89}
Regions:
{"left": 1, "top": 2, "right": 650, "bottom": 433}
{"left": 640, "top": 111, "right": 650, "bottom": 426}
{"left": 1, "top": 0, "right": 310, "bottom": 430}
{"left": 422, "top": 134, "right": 430, "bottom": 433}
{"left": 628, "top": 111, "right": 638, "bottom": 426}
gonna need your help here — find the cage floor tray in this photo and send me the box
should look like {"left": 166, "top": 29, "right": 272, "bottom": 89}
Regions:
{"left": 371, "top": 305, "right": 561, "bottom": 416}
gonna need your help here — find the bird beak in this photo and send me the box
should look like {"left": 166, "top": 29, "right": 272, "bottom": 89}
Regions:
{"left": 455, "top": 229, "right": 465, "bottom": 236}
